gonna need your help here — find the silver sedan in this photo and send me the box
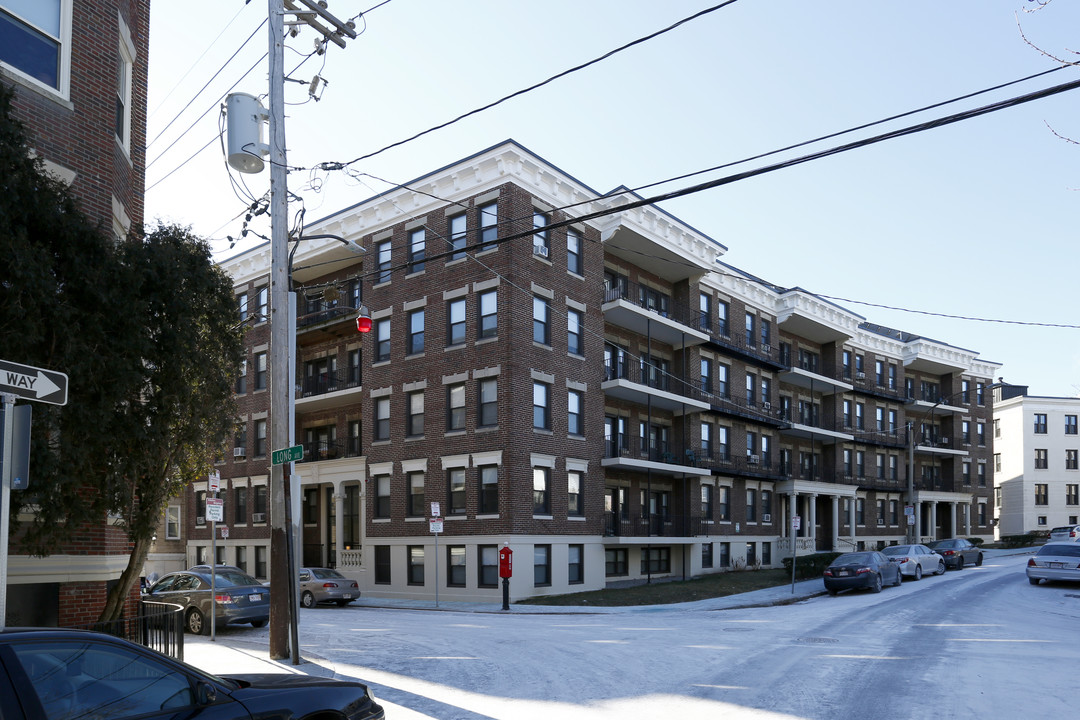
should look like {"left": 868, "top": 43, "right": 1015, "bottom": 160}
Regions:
{"left": 1027, "top": 542, "right": 1080, "bottom": 585}
{"left": 299, "top": 567, "right": 360, "bottom": 607}
{"left": 882, "top": 544, "right": 946, "bottom": 580}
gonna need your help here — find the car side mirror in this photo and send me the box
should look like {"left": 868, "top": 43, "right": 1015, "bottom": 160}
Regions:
{"left": 197, "top": 682, "right": 217, "bottom": 705}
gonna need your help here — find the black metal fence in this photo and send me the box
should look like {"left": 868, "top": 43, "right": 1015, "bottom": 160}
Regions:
{"left": 67, "top": 600, "right": 184, "bottom": 661}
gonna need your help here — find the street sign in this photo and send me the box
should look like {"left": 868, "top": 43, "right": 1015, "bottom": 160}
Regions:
{"left": 0, "top": 359, "right": 68, "bottom": 406}
{"left": 220, "top": 526, "right": 229, "bottom": 539}
{"left": 206, "top": 498, "right": 224, "bottom": 523}
{"left": 208, "top": 470, "right": 220, "bottom": 493}
{"left": 430, "top": 517, "right": 443, "bottom": 533}
{"left": 271, "top": 445, "right": 303, "bottom": 465}
{"left": 430, "top": 502, "right": 440, "bottom": 517}
{"left": 792, "top": 515, "right": 801, "bottom": 530}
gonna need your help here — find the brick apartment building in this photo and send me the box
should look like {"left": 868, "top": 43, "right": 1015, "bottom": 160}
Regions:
{"left": 184, "top": 140, "right": 1001, "bottom": 602}
{"left": 1, "top": 0, "right": 149, "bottom": 625}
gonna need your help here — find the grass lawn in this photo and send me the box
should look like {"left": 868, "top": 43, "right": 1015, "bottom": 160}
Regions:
{"left": 516, "top": 568, "right": 796, "bottom": 607}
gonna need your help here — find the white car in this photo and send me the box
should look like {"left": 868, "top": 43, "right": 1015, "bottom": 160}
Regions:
{"left": 1048, "top": 525, "right": 1080, "bottom": 543}
{"left": 1027, "top": 542, "right": 1080, "bottom": 585}
{"left": 881, "top": 544, "right": 946, "bottom": 580}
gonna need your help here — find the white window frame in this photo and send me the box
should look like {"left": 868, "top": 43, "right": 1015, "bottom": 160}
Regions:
{"left": 0, "top": 0, "right": 73, "bottom": 99}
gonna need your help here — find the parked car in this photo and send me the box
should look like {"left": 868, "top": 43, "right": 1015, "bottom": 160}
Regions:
{"left": 881, "top": 544, "right": 946, "bottom": 580}
{"left": 144, "top": 568, "right": 269, "bottom": 635}
{"left": 1026, "top": 542, "right": 1080, "bottom": 585}
{"left": 823, "top": 551, "right": 902, "bottom": 595}
{"left": 925, "top": 538, "right": 983, "bottom": 570}
{"left": 0, "top": 628, "right": 384, "bottom": 720}
{"left": 299, "top": 567, "right": 360, "bottom": 607}
{"left": 1048, "top": 525, "right": 1080, "bottom": 543}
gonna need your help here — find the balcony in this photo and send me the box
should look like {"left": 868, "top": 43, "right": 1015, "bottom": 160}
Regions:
{"left": 602, "top": 436, "right": 711, "bottom": 477}
{"left": 779, "top": 363, "right": 852, "bottom": 396}
{"left": 602, "top": 360, "right": 710, "bottom": 413}
{"left": 602, "top": 281, "right": 709, "bottom": 348}
{"left": 295, "top": 304, "right": 357, "bottom": 345}
{"left": 779, "top": 409, "right": 853, "bottom": 444}
{"left": 846, "top": 372, "right": 908, "bottom": 402}
{"left": 296, "top": 438, "right": 362, "bottom": 464}
{"left": 850, "top": 427, "right": 907, "bottom": 449}
{"left": 705, "top": 393, "right": 787, "bottom": 428}
{"left": 604, "top": 513, "right": 726, "bottom": 538}
{"left": 295, "top": 367, "right": 362, "bottom": 413}
{"left": 690, "top": 448, "right": 785, "bottom": 481}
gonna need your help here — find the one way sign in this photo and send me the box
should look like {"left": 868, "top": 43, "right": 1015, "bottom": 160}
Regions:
{"left": 0, "top": 359, "right": 68, "bottom": 406}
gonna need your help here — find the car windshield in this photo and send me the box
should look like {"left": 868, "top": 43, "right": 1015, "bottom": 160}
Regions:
{"left": 1037, "top": 544, "right": 1080, "bottom": 557}
{"left": 312, "top": 569, "right": 345, "bottom": 579}
{"left": 834, "top": 553, "right": 875, "bottom": 565}
{"left": 881, "top": 547, "right": 910, "bottom": 556}
{"left": 212, "top": 571, "right": 263, "bottom": 587}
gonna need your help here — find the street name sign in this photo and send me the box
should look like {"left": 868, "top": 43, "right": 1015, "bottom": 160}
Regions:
{"left": 206, "top": 498, "right": 224, "bottom": 523}
{"left": 271, "top": 445, "right": 303, "bottom": 465}
{"left": 0, "top": 359, "right": 67, "bottom": 406}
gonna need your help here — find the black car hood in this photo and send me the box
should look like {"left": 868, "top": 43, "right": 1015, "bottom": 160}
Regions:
{"left": 224, "top": 673, "right": 366, "bottom": 692}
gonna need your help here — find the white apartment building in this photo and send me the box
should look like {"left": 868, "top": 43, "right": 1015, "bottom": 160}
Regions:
{"left": 993, "top": 387, "right": 1080, "bottom": 536}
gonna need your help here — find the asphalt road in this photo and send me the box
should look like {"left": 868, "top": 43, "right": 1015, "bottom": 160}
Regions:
{"left": 195, "top": 553, "right": 1080, "bottom": 719}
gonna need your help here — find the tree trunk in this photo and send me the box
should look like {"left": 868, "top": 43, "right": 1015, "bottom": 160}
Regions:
{"left": 98, "top": 534, "right": 151, "bottom": 623}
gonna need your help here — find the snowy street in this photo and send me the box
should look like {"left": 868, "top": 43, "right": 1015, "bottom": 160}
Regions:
{"left": 188, "top": 553, "right": 1078, "bottom": 719}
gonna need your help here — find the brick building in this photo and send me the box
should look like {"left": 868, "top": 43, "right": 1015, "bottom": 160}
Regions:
{"left": 1, "top": 0, "right": 149, "bottom": 624}
{"left": 194, "top": 140, "right": 1001, "bottom": 602}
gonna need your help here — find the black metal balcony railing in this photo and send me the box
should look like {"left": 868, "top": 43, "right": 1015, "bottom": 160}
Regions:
{"left": 604, "top": 280, "right": 701, "bottom": 331}
{"left": 845, "top": 371, "right": 909, "bottom": 402}
{"left": 703, "top": 391, "right": 786, "bottom": 426}
{"left": 605, "top": 359, "right": 711, "bottom": 405}
{"left": 780, "top": 408, "right": 844, "bottom": 434}
{"left": 297, "top": 304, "right": 355, "bottom": 330}
{"left": 297, "top": 439, "right": 362, "bottom": 463}
{"left": 605, "top": 434, "right": 686, "bottom": 466}
{"left": 298, "top": 366, "right": 361, "bottom": 397}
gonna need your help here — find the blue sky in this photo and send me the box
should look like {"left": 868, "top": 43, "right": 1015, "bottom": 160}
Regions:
{"left": 145, "top": 1, "right": 1080, "bottom": 396}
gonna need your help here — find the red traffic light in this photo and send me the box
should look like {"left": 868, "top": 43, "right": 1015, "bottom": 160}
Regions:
{"left": 356, "top": 308, "right": 372, "bottom": 333}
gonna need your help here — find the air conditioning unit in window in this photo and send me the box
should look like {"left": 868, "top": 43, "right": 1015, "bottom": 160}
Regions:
{"left": 233, "top": 447, "right": 245, "bottom": 458}
{"left": 856, "top": 372, "right": 866, "bottom": 380}
{"left": 877, "top": 519, "right": 885, "bottom": 526}
{"left": 252, "top": 512, "right": 267, "bottom": 523}
{"left": 762, "top": 402, "right": 772, "bottom": 410}
{"left": 762, "top": 513, "right": 772, "bottom": 523}
{"left": 534, "top": 244, "right": 549, "bottom": 258}
{"left": 196, "top": 516, "right": 205, "bottom": 525}
{"left": 748, "top": 454, "right": 760, "bottom": 464}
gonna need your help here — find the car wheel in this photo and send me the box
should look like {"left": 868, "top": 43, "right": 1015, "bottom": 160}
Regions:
{"left": 186, "top": 609, "right": 207, "bottom": 635}
{"left": 893, "top": 569, "right": 902, "bottom": 587}
{"left": 250, "top": 620, "right": 267, "bottom": 628}
{"left": 301, "top": 591, "right": 316, "bottom": 609}
{"left": 976, "top": 553, "right": 983, "bottom": 567}
{"left": 871, "top": 574, "right": 883, "bottom": 593}
{"left": 1029, "top": 577, "right": 1041, "bottom": 586}
{"left": 914, "top": 565, "right": 923, "bottom": 581}
{"left": 936, "top": 560, "right": 945, "bottom": 575}
{"left": 955, "top": 558, "right": 963, "bottom": 570}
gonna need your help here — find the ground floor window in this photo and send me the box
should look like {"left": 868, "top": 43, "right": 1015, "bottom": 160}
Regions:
{"left": 568, "top": 544, "right": 584, "bottom": 584}
{"left": 719, "top": 542, "right": 730, "bottom": 568}
{"left": 746, "top": 542, "right": 757, "bottom": 567}
{"left": 375, "top": 546, "right": 391, "bottom": 584}
{"left": 408, "top": 546, "right": 425, "bottom": 585}
{"left": 255, "top": 546, "right": 267, "bottom": 578}
{"left": 448, "top": 545, "right": 467, "bottom": 587}
{"left": 762, "top": 542, "right": 772, "bottom": 566}
{"left": 235, "top": 547, "right": 247, "bottom": 574}
{"left": 605, "top": 548, "right": 628, "bottom": 576}
{"left": 702, "top": 542, "right": 713, "bottom": 569}
{"left": 534, "top": 545, "right": 551, "bottom": 586}
{"left": 479, "top": 545, "right": 499, "bottom": 587}
{"left": 641, "top": 547, "right": 670, "bottom": 574}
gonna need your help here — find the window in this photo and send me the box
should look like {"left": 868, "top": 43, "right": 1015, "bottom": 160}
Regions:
{"left": 1035, "top": 483, "right": 1049, "bottom": 506}
{"left": 407, "top": 472, "right": 425, "bottom": 516}
{"left": 347, "top": 349, "right": 361, "bottom": 386}
{"left": 448, "top": 468, "right": 466, "bottom": 515}
{"left": 701, "top": 422, "right": 712, "bottom": 456}
{"left": 479, "top": 545, "right": 498, "bottom": 587}
{"left": 165, "top": 505, "right": 180, "bottom": 539}
{"left": 533, "top": 296, "right": 550, "bottom": 345}
{"left": 406, "top": 391, "right": 424, "bottom": 437}
{"left": 447, "top": 383, "right": 466, "bottom": 432}
{"left": 0, "top": 1, "right": 66, "bottom": 93}
{"left": 236, "top": 546, "right": 247, "bottom": 574}
{"left": 875, "top": 360, "right": 885, "bottom": 386}
{"left": 375, "top": 239, "right": 392, "bottom": 283}
{"left": 568, "top": 389, "right": 583, "bottom": 436}
{"left": 963, "top": 461, "right": 972, "bottom": 484}
{"left": 876, "top": 453, "right": 886, "bottom": 479}
{"left": 375, "top": 476, "right": 391, "bottom": 518}
{"left": 876, "top": 407, "right": 885, "bottom": 432}
{"left": 717, "top": 364, "right": 729, "bottom": 398}
{"left": 408, "top": 546, "right": 425, "bottom": 585}
{"left": 1069, "top": 450, "right": 1079, "bottom": 470}
{"left": 254, "top": 352, "right": 267, "bottom": 391}
{"left": 718, "top": 486, "right": 731, "bottom": 521}
{"left": 374, "top": 546, "right": 391, "bottom": 584}
{"left": 254, "top": 546, "right": 268, "bottom": 578}
{"left": 478, "top": 465, "right": 498, "bottom": 514}
{"left": 994, "top": 418, "right": 1001, "bottom": 438}
{"left": 746, "top": 489, "right": 757, "bottom": 522}
{"left": 994, "top": 454, "right": 1001, "bottom": 472}
{"left": 479, "top": 201, "right": 498, "bottom": 251}
{"left": 745, "top": 543, "right": 757, "bottom": 568}
{"left": 408, "top": 309, "right": 425, "bottom": 355}
{"left": 478, "top": 378, "right": 498, "bottom": 427}
{"left": 977, "top": 502, "right": 987, "bottom": 526}
{"left": 533, "top": 467, "right": 550, "bottom": 515}
{"left": 888, "top": 364, "right": 897, "bottom": 390}
{"left": 533, "top": 212, "right": 549, "bottom": 256}
{"left": 719, "top": 542, "right": 731, "bottom": 568}
{"left": 855, "top": 402, "right": 864, "bottom": 430}
{"left": 254, "top": 419, "right": 267, "bottom": 457}
{"left": 567, "top": 229, "right": 582, "bottom": 274}
{"left": 534, "top": 545, "right": 551, "bottom": 586}
{"left": 745, "top": 372, "right": 756, "bottom": 406}
{"left": 303, "top": 488, "right": 318, "bottom": 524}
{"left": 745, "top": 313, "right": 755, "bottom": 346}
{"left": 606, "top": 548, "right": 629, "bottom": 576}
{"left": 116, "top": 26, "right": 132, "bottom": 147}
{"left": 1067, "top": 484, "right": 1079, "bottom": 505}
{"left": 856, "top": 498, "right": 866, "bottom": 525}
{"left": 374, "top": 397, "right": 390, "bottom": 441}
{"left": 976, "top": 381, "right": 986, "bottom": 405}
{"left": 375, "top": 318, "right": 391, "bottom": 362}
{"left": 842, "top": 350, "right": 852, "bottom": 379}
{"left": 1034, "top": 413, "right": 1048, "bottom": 434}
{"left": 255, "top": 287, "right": 268, "bottom": 320}
{"left": 702, "top": 542, "right": 714, "bottom": 569}
{"left": 234, "top": 487, "right": 247, "bottom": 524}
{"left": 890, "top": 499, "right": 899, "bottom": 525}
{"left": 568, "top": 544, "right": 584, "bottom": 584}
{"left": 701, "top": 484, "right": 714, "bottom": 517}
{"left": 976, "top": 422, "right": 985, "bottom": 446}
{"left": 568, "top": 470, "right": 583, "bottom": 516}
{"left": 642, "top": 547, "right": 671, "bottom": 574}
{"left": 977, "top": 463, "right": 986, "bottom": 487}
{"left": 449, "top": 213, "right": 467, "bottom": 260}
{"left": 877, "top": 499, "right": 886, "bottom": 524}
{"left": 408, "top": 228, "right": 425, "bottom": 273}
{"left": 447, "top": 298, "right": 466, "bottom": 346}
{"left": 699, "top": 357, "right": 712, "bottom": 394}
{"left": 533, "top": 381, "right": 550, "bottom": 430}
{"left": 448, "top": 546, "right": 466, "bottom": 587}
{"left": 717, "top": 300, "right": 729, "bottom": 336}
{"left": 1035, "top": 449, "right": 1048, "bottom": 469}
{"left": 1067, "top": 415, "right": 1078, "bottom": 435}
{"left": 760, "top": 319, "right": 771, "bottom": 348}
{"left": 567, "top": 308, "right": 584, "bottom": 355}
{"left": 479, "top": 289, "right": 497, "bottom": 338}
{"left": 889, "top": 455, "right": 899, "bottom": 481}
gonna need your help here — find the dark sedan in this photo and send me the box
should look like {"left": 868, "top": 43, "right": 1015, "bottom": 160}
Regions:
{"left": 925, "top": 538, "right": 983, "bottom": 570}
{"left": 144, "top": 569, "right": 269, "bottom": 635}
{"left": 823, "top": 551, "right": 902, "bottom": 595}
{"left": 0, "top": 628, "right": 383, "bottom": 720}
